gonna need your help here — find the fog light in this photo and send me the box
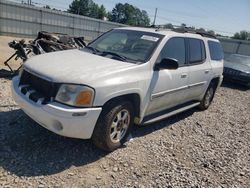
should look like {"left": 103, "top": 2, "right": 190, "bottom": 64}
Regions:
{"left": 52, "top": 121, "right": 63, "bottom": 131}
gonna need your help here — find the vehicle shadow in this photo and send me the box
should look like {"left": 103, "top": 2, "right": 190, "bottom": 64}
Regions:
{"left": 133, "top": 108, "right": 196, "bottom": 139}
{"left": 0, "top": 109, "right": 108, "bottom": 177}
{"left": 0, "top": 107, "right": 196, "bottom": 177}
{"left": 221, "top": 80, "right": 249, "bottom": 91}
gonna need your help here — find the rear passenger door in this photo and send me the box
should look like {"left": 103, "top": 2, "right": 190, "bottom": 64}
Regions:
{"left": 186, "top": 38, "right": 212, "bottom": 100}
{"left": 146, "top": 37, "right": 189, "bottom": 115}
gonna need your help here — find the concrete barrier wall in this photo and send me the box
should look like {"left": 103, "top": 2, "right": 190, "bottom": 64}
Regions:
{"left": 0, "top": 0, "right": 124, "bottom": 41}
{"left": 219, "top": 38, "right": 250, "bottom": 56}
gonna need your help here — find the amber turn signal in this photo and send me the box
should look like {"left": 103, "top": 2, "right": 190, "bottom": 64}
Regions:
{"left": 75, "top": 90, "right": 93, "bottom": 106}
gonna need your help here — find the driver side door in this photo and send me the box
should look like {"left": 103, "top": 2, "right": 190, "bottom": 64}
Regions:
{"left": 145, "top": 37, "right": 189, "bottom": 116}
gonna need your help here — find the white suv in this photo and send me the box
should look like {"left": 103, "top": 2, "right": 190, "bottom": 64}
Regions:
{"left": 12, "top": 27, "right": 224, "bottom": 151}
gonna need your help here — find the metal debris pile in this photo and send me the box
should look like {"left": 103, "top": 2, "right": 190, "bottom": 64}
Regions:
{"left": 1, "top": 31, "right": 86, "bottom": 77}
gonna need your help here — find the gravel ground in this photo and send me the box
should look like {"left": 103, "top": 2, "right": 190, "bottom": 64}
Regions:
{"left": 0, "top": 78, "right": 249, "bottom": 188}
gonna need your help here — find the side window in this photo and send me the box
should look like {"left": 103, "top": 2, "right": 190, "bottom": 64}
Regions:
{"left": 158, "top": 37, "right": 186, "bottom": 66}
{"left": 208, "top": 41, "right": 224, "bottom": 61}
{"left": 189, "top": 38, "right": 206, "bottom": 64}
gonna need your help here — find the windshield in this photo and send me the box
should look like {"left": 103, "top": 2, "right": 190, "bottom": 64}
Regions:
{"left": 226, "top": 54, "right": 250, "bottom": 66}
{"left": 87, "top": 29, "right": 164, "bottom": 63}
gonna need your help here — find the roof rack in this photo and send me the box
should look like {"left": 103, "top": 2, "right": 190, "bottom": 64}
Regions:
{"left": 173, "top": 27, "right": 217, "bottom": 39}
{"left": 150, "top": 25, "right": 217, "bottom": 39}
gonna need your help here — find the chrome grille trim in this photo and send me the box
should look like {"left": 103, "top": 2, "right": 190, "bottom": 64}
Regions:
{"left": 37, "top": 98, "right": 45, "bottom": 105}
{"left": 25, "top": 90, "right": 35, "bottom": 98}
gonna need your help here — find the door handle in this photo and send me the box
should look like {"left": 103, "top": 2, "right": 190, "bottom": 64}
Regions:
{"left": 181, "top": 73, "right": 187, "bottom": 78}
{"left": 205, "top": 70, "right": 210, "bottom": 74}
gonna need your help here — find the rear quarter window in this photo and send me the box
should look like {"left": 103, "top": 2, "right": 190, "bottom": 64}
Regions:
{"left": 208, "top": 41, "right": 224, "bottom": 61}
{"left": 188, "top": 38, "right": 206, "bottom": 64}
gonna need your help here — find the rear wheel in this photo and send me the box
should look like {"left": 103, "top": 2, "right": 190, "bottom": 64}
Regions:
{"left": 92, "top": 101, "right": 134, "bottom": 151}
{"left": 198, "top": 83, "right": 216, "bottom": 110}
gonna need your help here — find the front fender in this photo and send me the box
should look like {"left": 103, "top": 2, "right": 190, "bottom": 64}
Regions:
{"left": 93, "top": 81, "right": 144, "bottom": 107}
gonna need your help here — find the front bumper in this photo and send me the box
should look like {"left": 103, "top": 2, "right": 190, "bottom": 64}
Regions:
{"left": 223, "top": 68, "right": 250, "bottom": 86}
{"left": 223, "top": 73, "right": 250, "bottom": 86}
{"left": 11, "top": 76, "right": 102, "bottom": 139}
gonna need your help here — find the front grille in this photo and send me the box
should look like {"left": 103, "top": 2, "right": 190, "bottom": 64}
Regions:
{"left": 223, "top": 67, "right": 240, "bottom": 76}
{"left": 19, "top": 70, "right": 59, "bottom": 104}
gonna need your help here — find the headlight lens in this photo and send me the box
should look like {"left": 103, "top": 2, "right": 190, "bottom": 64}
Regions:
{"left": 55, "top": 84, "right": 94, "bottom": 107}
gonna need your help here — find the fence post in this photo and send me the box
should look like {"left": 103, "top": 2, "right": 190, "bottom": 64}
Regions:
{"left": 97, "top": 21, "right": 101, "bottom": 37}
{"left": 236, "top": 42, "right": 242, "bottom": 54}
{"left": 72, "top": 16, "right": 75, "bottom": 36}
{"left": 40, "top": 9, "right": 42, "bottom": 32}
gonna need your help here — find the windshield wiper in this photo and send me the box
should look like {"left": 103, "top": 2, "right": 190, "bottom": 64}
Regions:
{"left": 101, "top": 51, "right": 127, "bottom": 61}
{"left": 85, "top": 46, "right": 99, "bottom": 53}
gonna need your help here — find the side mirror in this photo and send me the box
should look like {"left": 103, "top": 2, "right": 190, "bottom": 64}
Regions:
{"left": 154, "top": 58, "right": 179, "bottom": 70}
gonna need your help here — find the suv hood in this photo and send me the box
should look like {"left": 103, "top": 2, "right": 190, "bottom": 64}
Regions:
{"left": 24, "top": 49, "right": 136, "bottom": 84}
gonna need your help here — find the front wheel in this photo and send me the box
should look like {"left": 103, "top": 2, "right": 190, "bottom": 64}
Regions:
{"left": 92, "top": 101, "right": 134, "bottom": 151}
{"left": 198, "top": 83, "right": 216, "bottom": 110}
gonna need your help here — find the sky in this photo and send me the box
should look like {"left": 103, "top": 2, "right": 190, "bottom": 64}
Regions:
{"left": 12, "top": 0, "right": 250, "bottom": 36}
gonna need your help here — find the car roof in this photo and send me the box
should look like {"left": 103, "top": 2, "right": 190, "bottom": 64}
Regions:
{"left": 115, "top": 27, "right": 219, "bottom": 41}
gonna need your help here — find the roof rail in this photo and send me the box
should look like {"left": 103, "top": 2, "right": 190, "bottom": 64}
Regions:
{"left": 150, "top": 25, "right": 217, "bottom": 39}
{"left": 173, "top": 27, "right": 217, "bottom": 39}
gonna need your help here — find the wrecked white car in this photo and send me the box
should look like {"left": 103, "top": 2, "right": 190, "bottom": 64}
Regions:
{"left": 12, "top": 27, "right": 224, "bottom": 151}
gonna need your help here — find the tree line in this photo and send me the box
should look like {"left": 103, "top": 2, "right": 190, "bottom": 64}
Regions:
{"left": 162, "top": 23, "right": 216, "bottom": 35}
{"left": 232, "top": 31, "right": 250, "bottom": 41}
{"left": 44, "top": 0, "right": 250, "bottom": 41}
{"left": 67, "top": 0, "right": 150, "bottom": 27}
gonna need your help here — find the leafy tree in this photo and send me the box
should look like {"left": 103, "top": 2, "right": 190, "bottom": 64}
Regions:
{"left": 197, "top": 28, "right": 206, "bottom": 32}
{"left": 68, "top": 0, "right": 106, "bottom": 19}
{"left": 180, "top": 23, "right": 186, "bottom": 28}
{"left": 207, "top": 30, "right": 215, "bottom": 35}
{"left": 233, "top": 32, "right": 241, "bottom": 39}
{"left": 108, "top": 3, "right": 150, "bottom": 26}
{"left": 98, "top": 5, "right": 106, "bottom": 19}
{"left": 163, "top": 23, "right": 174, "bottom": 29}
{"left": 189, "top": 26, "right": 196, "bottom": 30}
{"left": 232, "top": 30, "right": 249, "bottom": 40}
{"left": 43, "top": 5, "right": 51, "bottom": 9}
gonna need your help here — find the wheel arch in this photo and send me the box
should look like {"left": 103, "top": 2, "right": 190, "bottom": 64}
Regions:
{"left": 210, "top": 76, "right": 221, "bottom": 89}
{"left": 101, "top": 93, "right": 141, "bottom": 124}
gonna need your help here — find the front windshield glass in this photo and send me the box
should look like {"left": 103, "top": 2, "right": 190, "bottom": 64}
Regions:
{"left": 87, "top": 29, "right": 164, "bottom": 63}
{"left": 227, "top": 54, "right": 250, "bottom": 66}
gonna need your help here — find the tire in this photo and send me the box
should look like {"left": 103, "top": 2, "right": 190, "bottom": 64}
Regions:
{"left": 92, "top": 101, "right": 135, "bottom": 151}
{"left": 198, "top": 83, "right": 216, "bottom": 110}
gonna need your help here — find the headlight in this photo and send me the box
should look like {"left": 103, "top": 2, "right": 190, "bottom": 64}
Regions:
{"left": 55, "top": 84, "right": 95, "bottom": 107}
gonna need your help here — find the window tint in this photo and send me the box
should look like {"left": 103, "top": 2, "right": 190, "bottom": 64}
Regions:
{"left": 89, "top": 29, "right": 164, "bottom": 63}
{"left": 158, "top": 37, "right": 186, "bottom": 66}
{"left": 201, "top": 40, "right": 206, "bottom": 60}
{"left": 189, "top": 38, "right": 206, "bottom": 64}
{"left": 208, "top": 41, "right": 224, "bottom": 61}
{"left": 96, "top": 33, "right": 128, "bottom": 51}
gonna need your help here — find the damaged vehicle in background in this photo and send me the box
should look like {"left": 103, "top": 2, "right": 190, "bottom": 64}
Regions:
{"left": 12, "top": 27, "right": 224, "bottom": 151}
{"left": 1, "top": 31, "right": 86, "bottom": 77}
{"left": 223, "top": 54, "right": 250, "bottom": 87}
